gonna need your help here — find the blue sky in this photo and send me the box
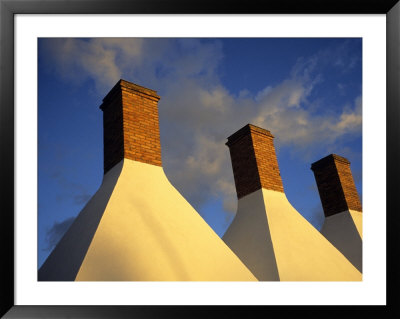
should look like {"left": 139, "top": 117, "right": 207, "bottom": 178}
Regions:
{"left": 38, "top": 38, "right": 362, "bottom": 269}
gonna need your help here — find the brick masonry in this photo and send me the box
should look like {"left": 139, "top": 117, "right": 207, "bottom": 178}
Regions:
{"left": 226, "top": 124, "right": 284, "bottom": 199}
{"left": 311, "top": 154, "right": 362, "bottom": 216}
{"left": 100, "top": 79, "right": 162, "bottom": 174}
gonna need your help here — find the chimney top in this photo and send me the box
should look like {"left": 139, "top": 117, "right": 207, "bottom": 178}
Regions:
{"left": 100, "top": 79, "right": 160, "bottom": 110}
{"left": 226, "top": 124, "right": 283, "bottom": 199}
{"left": 100, "top": 79, "right": 162, "bottom": 174}
{"left": 311, "top": 154, "right": 350, "bottom": 170}
{"left": 226, "top": 124, "right": 274, "bottom": 147}
{"left": 311, "top": 153, "right": 361, "bottom": 216}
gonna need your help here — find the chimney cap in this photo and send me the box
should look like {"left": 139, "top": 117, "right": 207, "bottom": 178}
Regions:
{"left": 226, "top": 124, "right": 274, "bottom": 147}
{"left": 100, "top": 79, "right": 160, "bottom": 110}
{"left": 311, "top": 154, "right": 350, "bottom": 171}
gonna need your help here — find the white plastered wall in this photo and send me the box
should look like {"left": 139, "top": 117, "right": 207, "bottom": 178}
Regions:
{"left": 222, "top": 190, "right": 280, "bottom": 281}
{"left": 223, "top": 188, "right": 362, "bottom": 281}
{"left": 75, "top": 159, "right": 257, "bottom": 281}
{"left": 320, "top": 210, "right": 362, "bottom": 272}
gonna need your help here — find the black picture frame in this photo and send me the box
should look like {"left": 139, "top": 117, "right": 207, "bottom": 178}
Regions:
{"left": 1, "top": 0, "right": 399, "bottom": 318}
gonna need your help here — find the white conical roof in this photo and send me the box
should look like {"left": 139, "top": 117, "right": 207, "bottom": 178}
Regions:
{"left": 223, "top": 188, "right": 362, "bottom": 281}
{"left": 39, "top": 159, "right": 257, "bottom": 281}
{"left": 320, "top": 209, "right": 363, "bottom": 272}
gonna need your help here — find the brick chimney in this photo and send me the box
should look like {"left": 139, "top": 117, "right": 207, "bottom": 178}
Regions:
{"left": 100, "top": 79, "right": 162, "bottom": 174}
{"left": 226, "top": 124, "right": 284, "bottom": 199}
{"left": 311, "top": 154, "right": 362, "bottom": 217}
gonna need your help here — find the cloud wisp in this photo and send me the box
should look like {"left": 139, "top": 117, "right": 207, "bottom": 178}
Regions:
{"left": 43, "top": 217, "right": 75, "bottom": 252}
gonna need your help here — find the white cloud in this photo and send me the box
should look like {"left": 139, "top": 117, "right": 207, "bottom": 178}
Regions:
{"left": 253, "top": 92, "right": 361, "bottom": 148}
{"left": 43, "top": 38, "right": 142, "bottom": 91}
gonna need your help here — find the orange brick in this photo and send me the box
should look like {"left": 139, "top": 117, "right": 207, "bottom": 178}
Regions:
{"left": 226, "top": 124, "right": 284, "bottom": 199}
{"left": 100, "top": 79, "right": 162, "bottom": 173}
{"left": 311, "top": 154, "right": 362, "bottom": 216}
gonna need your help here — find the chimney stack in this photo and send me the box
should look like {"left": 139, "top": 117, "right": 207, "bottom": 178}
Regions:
{"left": 226, "top": 124, "right": 284, "bottom": 199}
{"left": 100, "top": 79, "right": 162, "bottom": 174}
{"left": 311, "top": 154, "right": 362, "bottom": 217}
